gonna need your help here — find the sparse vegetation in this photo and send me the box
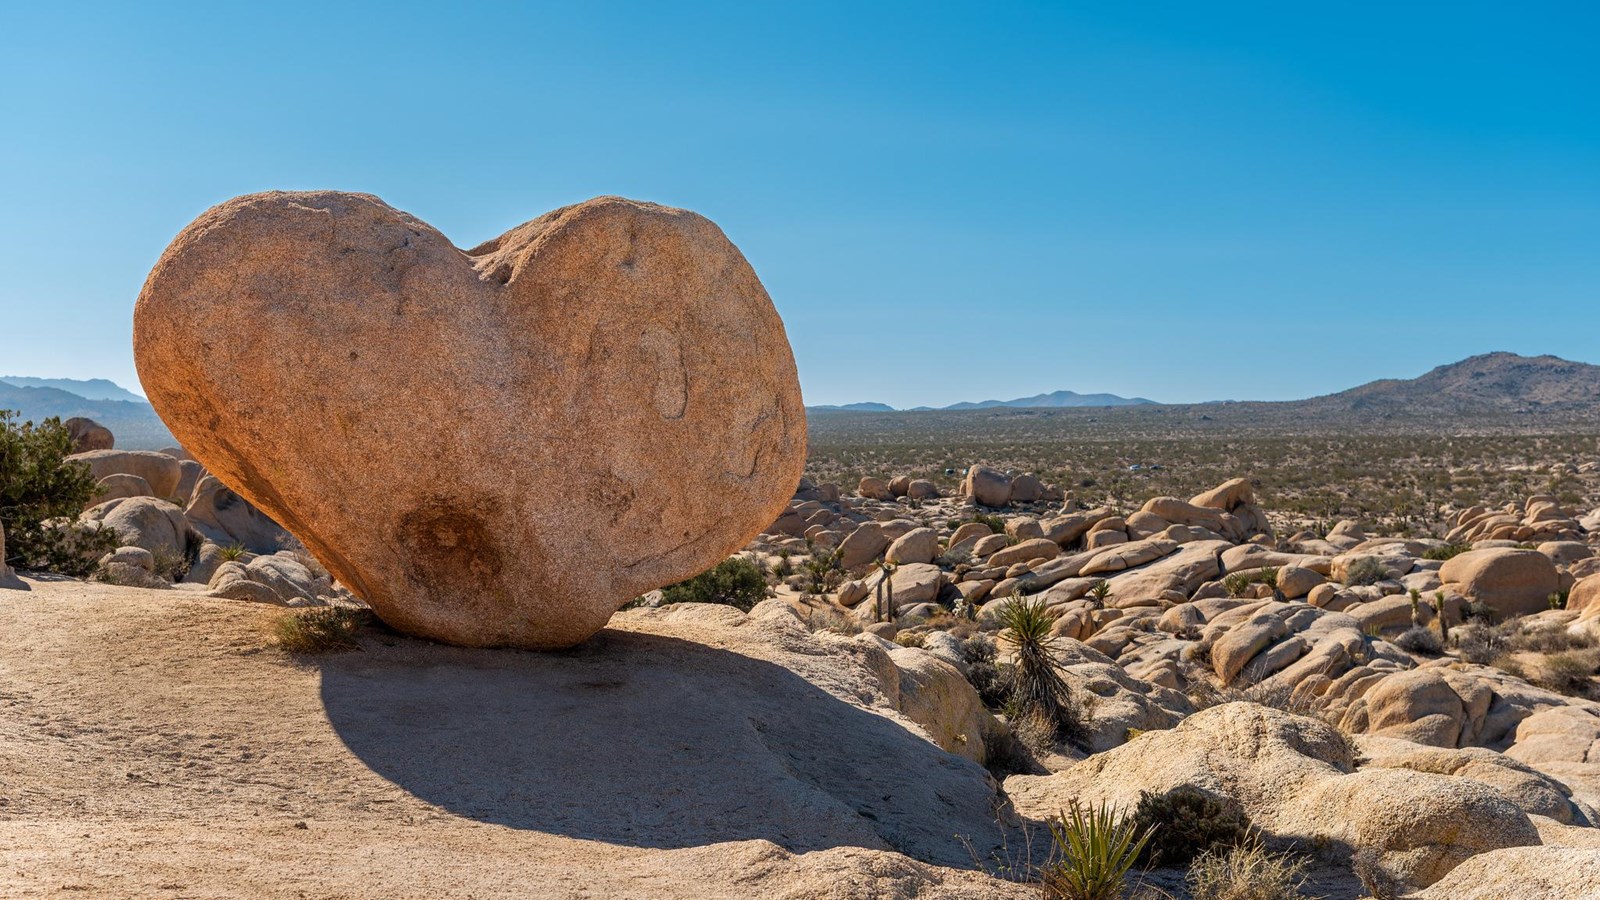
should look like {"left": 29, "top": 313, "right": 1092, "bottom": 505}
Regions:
{"left": 1394, "top": 626, "right": 1443, "bottom": 656}
{"left": 659, "top": 556, "right": 771, "bottom": 611}
{"left": 273, "top": 605, "right": 368, "bottom": 653}
{"left": 1130, "top": 785, "right": 1253, "bottom": 868}
{"left": 1040, "top": 800, "right": 1153, "bottom": 900}
{"left": 970, "top": 512, "right": 1007, "bottom": 534}
{"left": 1423, "top": 543, "right": 1472, "bottom": 561}
{"left": 1342, "top": 557, "right": 1387, "bottom": 587}
{"left": 1186, "top": 839, "right": 1311, "bottom": 900}
{"left": 218, "top": 543, "right": 249, "bottom": 562}
{"left": 0, "top": 410, "right": 118, "bottom": 576}
{"left": 997, "top": 593, "right": 1084, "bottom": 747}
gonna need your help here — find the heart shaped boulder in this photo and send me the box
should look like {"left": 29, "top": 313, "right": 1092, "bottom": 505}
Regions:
{"left": 134, "top": 192, "right": 805, "bottom": 648}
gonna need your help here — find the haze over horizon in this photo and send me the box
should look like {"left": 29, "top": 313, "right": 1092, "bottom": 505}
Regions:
{"left": 3, "top": 2, "right": 1597, "bottom": 408}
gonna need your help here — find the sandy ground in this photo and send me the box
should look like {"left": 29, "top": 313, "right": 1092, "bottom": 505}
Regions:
{"left": 0, "top": 579, "right": 1027, "bottom": 899}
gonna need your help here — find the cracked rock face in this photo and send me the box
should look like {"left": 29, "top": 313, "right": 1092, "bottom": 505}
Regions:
{"left": 134, "top": 192, "right": 805, "bottom": 648}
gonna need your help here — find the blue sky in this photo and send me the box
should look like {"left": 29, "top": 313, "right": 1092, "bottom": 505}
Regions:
{"left": 2, "top": 2, "right": 1596, "bottom": 407}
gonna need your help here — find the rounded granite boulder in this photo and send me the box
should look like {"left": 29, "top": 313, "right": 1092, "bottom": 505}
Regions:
{"left": 134, "top": 191, "right": 805, "bottom": 649}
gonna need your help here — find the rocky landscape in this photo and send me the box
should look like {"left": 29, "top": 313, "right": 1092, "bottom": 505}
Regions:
{"left": 6, "top": 417, "right": 1600, "bottom": 896}
{"left": 4, "top": 196, "right": 1600, "bottom": 898}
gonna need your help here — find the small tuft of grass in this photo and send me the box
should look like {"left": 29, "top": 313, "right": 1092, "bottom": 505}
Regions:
{"left": 274, "top": 606, "right": 369, "bottom": 653}
{"left": 218, "top": 543, "right": 249, "bottom": 562}
{"left": 1187, "top": 839, "right": 1312, "bottom": 900}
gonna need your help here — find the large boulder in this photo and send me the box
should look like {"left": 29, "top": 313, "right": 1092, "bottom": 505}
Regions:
{"left": 1275, "top": 768, "right": 1539, "bottom": 889}
{"left": 134, "top": 192, "right": 805, "bottom": 649}
{"left": 961, "top": 465, "right": 1011, "bottom": 508}
{"left": 1440, "top": 548, "right": 1561, "bottom": 617}
{"left": 885, "top": 527, "right": 939, "bottom": 566}
{"left": 67, "top": 449, "right": 182, "bottom": 499}
{"left": 80, "top": 496, "right": 192, "bottom": 560}
{"left": 1414, "top": 847, "right": 1600, "bottom": 900}
{"left": 64, "top": 416, "right": 114, "bottom": 452}
{"left": 184, "top": 475, "right": 296, "bottom": 554}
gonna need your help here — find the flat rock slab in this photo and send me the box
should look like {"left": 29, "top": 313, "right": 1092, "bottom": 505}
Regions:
{"left": 0, "top": 580, "right": 1021, "bottom": 899}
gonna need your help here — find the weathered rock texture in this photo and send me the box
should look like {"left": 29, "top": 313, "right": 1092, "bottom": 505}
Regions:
{"left": 134, "top": 192, "right": 805, "bottom": 648}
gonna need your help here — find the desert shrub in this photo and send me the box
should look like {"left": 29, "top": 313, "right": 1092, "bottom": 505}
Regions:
{"left": 970, "top": 512, "right": 1007, "bottom": 534}
{"left": 1462, "top": 598, "right": 1496, "bottom": 625}
{"left": 1453, "top": 623, "right": 1508, "bottom": 664}
{"left": 797, "top": 604, "right": 861, "bottom": 635}
{"left": 1041, "top": 800, "right": 1153, "bottom": 900}
{"left": 998, "top": 594, "right": 1085, "bottom": 747}
{"left": 1422, "top": 543, "right": 1472, "bottom": 561}
{"left": 1130, "top": 786, "right": 1252, "bottom": 868}
{"left": 893, "top": 630, "right": 926, "bottom": 649}
{"left": 1534, "top": 651, "right": 1598, "bottom": 698}
{"left": 960, "top": 634, "right": 1014, "bottom": 708}
{"left": 0, "top": 411, "right": 118, "bottom": 576}
{"left": 1394, "top": 626, "right": 1443, "bottom": 656}
{"left": 660, "top": 556, "right": 771, "bottom": 611}
{"left": 1011, "top": 708, "right": 1057, "bottom": 758}
{"left": 800, "top": 544, "right": 845, "bottom": 593}
{"left": 1187, "top": 839, "right": 1310, "bottom": 900}
{"left": 1342, "top": 557, "right": 1387, "bottom": 586}
{"left": 274, "top": 606, "right": 368, "bottom": 653}
{"left": 1549, "top": 590, "right": 1570, "bottom": 611}
{"left": 218, "top": 542, "right": 249, "bottom": 562}
{"left": 150, "top": 543, "right": 197, "bottom": 582}
{"left": 1222, "top": 572, "right": 1253, "bottom": 598}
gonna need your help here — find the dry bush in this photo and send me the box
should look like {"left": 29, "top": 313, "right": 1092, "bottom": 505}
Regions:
{"left": 274, "top": 606, "right": 368, "bottom": 653}
{"left": 1187, "top": 840, "right": 1311, "bottom": 900}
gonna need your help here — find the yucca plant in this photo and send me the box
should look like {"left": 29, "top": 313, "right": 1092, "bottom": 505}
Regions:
{"left": 1041, "top": 800, "right": 1153, "bottom": 900}
{"left": 1434, "top": 591, "right": 1449, "bottom": 643}
{"left": 997, "top": 594, "right": 1080, "bottom": 743}
{"left": 1087, "top": 579, "right": 1111, "bottom": 608}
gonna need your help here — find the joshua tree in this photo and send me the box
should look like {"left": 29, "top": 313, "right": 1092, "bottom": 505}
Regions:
{"left": 1409, "top": 588, "right": 1422, "bottom": 627}
{"left": 1088, "top": 579, "right": 1112, "bottom": 609}
{"left": 872, "top": 560, "right": 897, "bottom": 624}
{"left": 997, "top": 594, "right": 1080, "bottom": 743}
{"left": 1434, "top": 591, "right": 1450, "bottom": 644}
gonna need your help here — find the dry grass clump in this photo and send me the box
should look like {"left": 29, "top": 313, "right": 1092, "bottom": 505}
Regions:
{"left": 1186, "top": 839, "right": 1311, "bottom": 900}
{"left": 274, "top": 606, "right": 368, "bottom": 653}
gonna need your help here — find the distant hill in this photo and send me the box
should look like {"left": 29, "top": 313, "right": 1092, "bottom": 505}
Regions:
{"left": 807, "top": 402, "right": 898, "bottom": 412}
{"left": 808, "top": 389, "right": 1156, "bottom": 413}
{"left": 0, "top": 376, "right": 145, "bottom": 402}
{"left": 1305, "top": 352, "right": 1600, "bottom": 415}
{"left": 943, "top": 389, "right": 1157, "bottom": 410}
{"left": 0, "top": 381, "right": 175, "bottom": 449}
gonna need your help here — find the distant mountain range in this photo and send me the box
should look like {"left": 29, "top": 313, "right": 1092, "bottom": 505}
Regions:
{"left": 0, "top": 377, "right": 175, "bottom": 448}
{"left": 809, "top": 353, "right": 1600, "bottom": 417}
{"left": 2, "top": 353, "right": 1595, "bottom": 450}
{"left": 0, "top": 376, "right": 145, "bottom": 402}
{"left": 810, "top": 389, "right": 1156, "bottom": 413}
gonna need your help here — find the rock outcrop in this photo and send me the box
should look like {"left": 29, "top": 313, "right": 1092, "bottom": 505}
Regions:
{"left": 134, "top": 192, "right": 806, "bottom": 649}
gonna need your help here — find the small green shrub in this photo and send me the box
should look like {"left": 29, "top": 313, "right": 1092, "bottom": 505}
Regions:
{"left": 960, "top": 634, "right": 1014, "bottom": 708}
{"left": 218, "top": 543, "right": 248, "bottom": 562}
{"left": 1534, "top": 651, "right": 1598, "bottom": 698}
{"left": 1187, "top": 839, "right": 1311, "bottom": 900}
{"left": 1041, "top": 801, "right": 1153, "bottom": 900}
{"left": 1087, "top": 579, "right": 1112, "bottom": 607}
{"left": 1342, "top": 557, "right": 1387, "bottom": 586}
{"left": 1130, "top": 786, "right": 1252, "bottom": 868}
{"left": 1222, "top": 572, "right": 1253, "bottom": 598}
{"left": 800, "top": 542, "right": 845, "bottom": 593}
{"left": 660, "top": 556, "right": 771, "bottom": 611}
{"left": 274, "top": 606, "right": 368, "bottom": 653}
{"left": 1394, "top": 626, "right": 1443, "bottom": 656}
{"left": 1422, "top": 543, "right": 1472, "bottom": 561}
{"left": 0, "top": 411, "right": 118, "bottom": 576}
{"left": 971, "top": 512, "right": 1006, "bottom": 534}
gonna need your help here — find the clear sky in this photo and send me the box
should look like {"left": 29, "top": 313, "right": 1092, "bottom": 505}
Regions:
{"left": 2, "top": 2, "right": 1596, "bottom": 407}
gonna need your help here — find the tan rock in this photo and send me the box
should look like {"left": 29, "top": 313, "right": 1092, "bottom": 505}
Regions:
{"left": 135, "top": 192, "right": 805, "bottom": 649}
{"left": 1413, "top": 846, "right": 1600, "bottom": 900}
{"left": 985, "top": 538, "right": 1059, "bottom": 569}
{"left": 884, "top": 528, "right": 939, "bottom": 566}
{"left": 67, "top": 449, "right": 182, "bottom": 499}
{"left": 1440, "top": 548, "right": 1561, "bottom": 617}
{"left": 64, "top": 416, "right": 113, "bottom": 452}
{"left": 961, "top": 465, "right": 1011, "bottom": 507}
{"left": 858, "top": 477, "right": 893, "bottom": 501}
